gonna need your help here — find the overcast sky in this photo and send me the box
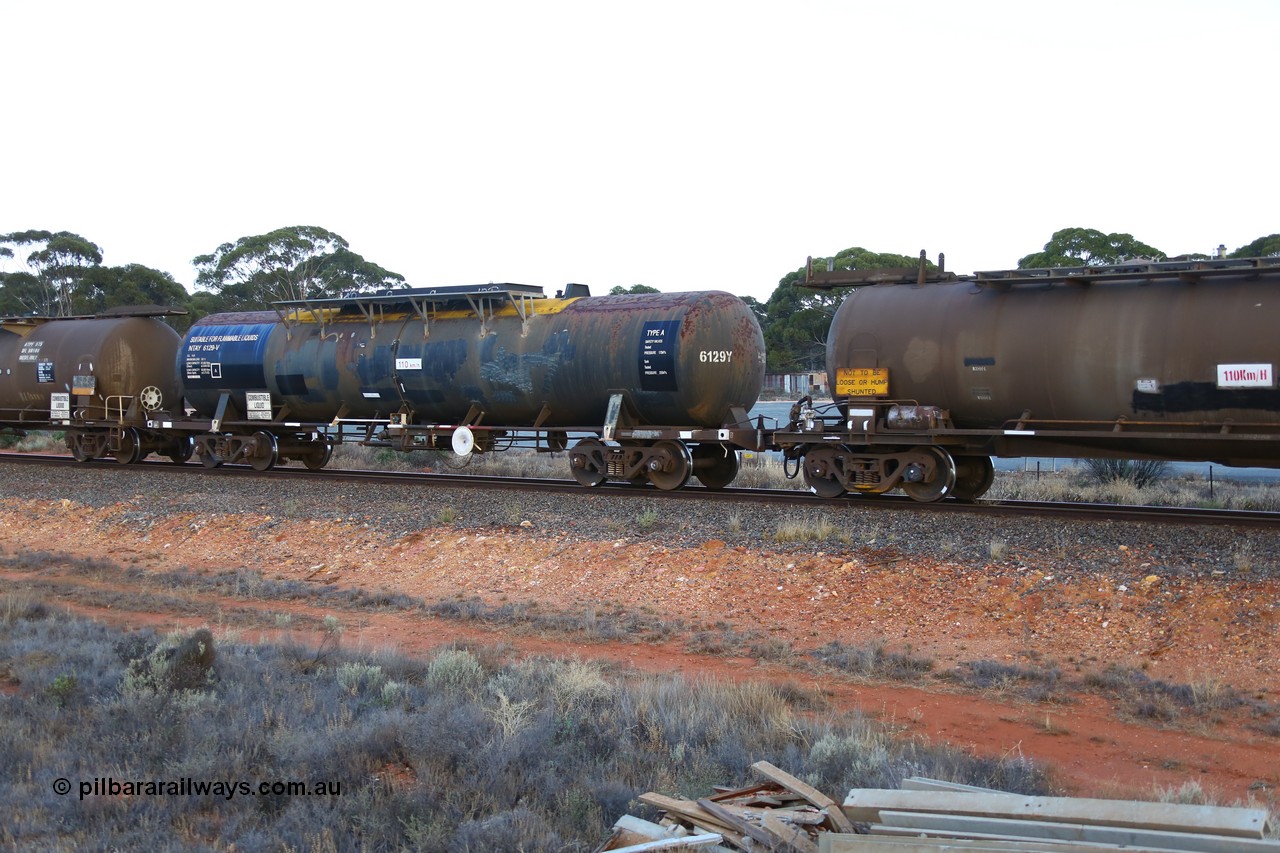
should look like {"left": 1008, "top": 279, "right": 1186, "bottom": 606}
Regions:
{"left": 3, "top": 1, "right": 1274, "bottom": 302}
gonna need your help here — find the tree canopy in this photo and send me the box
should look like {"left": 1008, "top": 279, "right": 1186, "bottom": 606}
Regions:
{"left": 607, "top": 284, "right": 660, "bottom": 295}
{"left": 192, "top": 226, "right": 406, "bottom": 310}
{"left": 1016, "top": 227, "right": 1166, "bottom": 268}
{"left": 0, "top": 230, "right": 104, "bottom": 316}
{"left": 758, "top": 247, "right": 929, "bottom": 372}
{"left": 1229, "top": 233, "right": 1280, "bottom": 258}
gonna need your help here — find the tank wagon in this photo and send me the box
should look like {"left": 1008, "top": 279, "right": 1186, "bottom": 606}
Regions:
{"left": 0, "top": 308, "right": 192, "bottom": 463}
{"left": 178, "top": 284, "right": 767, "bottom": 489}
{"left": 776, "top": 254, "right": 1280, "bottom": 501}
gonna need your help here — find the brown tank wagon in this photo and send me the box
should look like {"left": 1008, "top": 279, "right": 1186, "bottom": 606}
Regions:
{"left": 0, "top": 309, "right": 191, "bottom": 463}
{"left": 778, "top": 254, "right": 1280, "bottom": 501}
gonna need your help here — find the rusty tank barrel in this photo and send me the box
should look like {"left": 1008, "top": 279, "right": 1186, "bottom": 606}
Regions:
{"left": 827, "top": 263, "right": 1280, "bottom": 429}
{"left": 181, "top": 289, "right": 765, "bottom": 428}
{"left": 0, "top": 315, "right": 183, "bottom": 423}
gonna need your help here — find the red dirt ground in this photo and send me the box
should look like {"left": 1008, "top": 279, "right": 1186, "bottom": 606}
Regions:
{"left": 1, "top": 496, "right": 1277, "bottom": 805}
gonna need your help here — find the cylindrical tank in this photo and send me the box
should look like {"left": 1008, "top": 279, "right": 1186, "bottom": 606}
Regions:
{"left": 0, "top": 316, "right": 183, "bottom": 420}
{"left": 181, "top": 290, "right": 765, "bottom": 428}
{"left": 827, "top": 270, "right": 1280, "bottom": 427}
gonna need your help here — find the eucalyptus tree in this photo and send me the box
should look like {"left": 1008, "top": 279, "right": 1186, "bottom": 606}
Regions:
{"left": 0, "top": 230, "right": 103, "bottom": 316}
{"left": 193, "top": 226, "right": 406, "bottom": 310}
{"left": 761, "top": 247, "right": 924, "bottom": 372}
{"left": 1016, "top": 227, "right": 1165, "bottom": 268}
{"left": 1230, "top": 234, "right": 1280, "bottom": 258}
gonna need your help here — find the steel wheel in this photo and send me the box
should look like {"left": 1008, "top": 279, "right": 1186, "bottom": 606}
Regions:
{"left": 647, "top": 440, "right": 692, "bottom": 491}
{"left": 692, "top": 443, "right": 739, "bottom": 490}
{"left": 302, "top": 442, "right": 333, "bottom": 470}
{"left": 67, "top": 432, "right": 92, "bottom": 462}
{"left": 568, "top": 438, "right": 608, "bottom": 487}
{"left": 113, "top": 428, "right": 142, "bottom": 465}
{"left": 167, "top": 435, "right": 194, "bottom": 464}
{"left": 900, "top": 446, "right": 957, "bottom": 503}
{"left": 952, "top": 455, "right": 995, "bottom": 501}
{"left": 802, "top": 447, "right": 846, "bottom": 497}
{"left": 199, "top": 443, "right": 223, "bottom": 469}
{"left": 250, "top": 431, "right": 278, "bottom": 471}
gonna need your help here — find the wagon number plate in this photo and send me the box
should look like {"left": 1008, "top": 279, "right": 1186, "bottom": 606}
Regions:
{"left": 836, "top": 367, "right": 889, "bottom": 397}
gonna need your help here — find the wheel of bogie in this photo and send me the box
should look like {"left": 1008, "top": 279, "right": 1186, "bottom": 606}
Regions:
{"left": 302, "top": 442, "right": 333, "bottom": 471}
{"left": 900, "top": 446, "right": 957, "bottom": 503}
{"left": 647, "top": 440, "right": 692, "bottom": 491}
{"left": 952, "top": 455, "right": 995, "bottom": 501}
{"left": 802, "top": 446, "right": 846, "bottom": 497}
{"left": 199, "top": 443, "right": 223, "bottom": 469}
{"left": 167, "top": 435, "right": 195, "bottom": 464}
{"left": 113, "top": 428, "right": 142, "bottom": 465}
{"left": 67, "top": 433, "right": 92, "bottom": 463}
{"left": 692, "top": 443, "right": 739, "bottom": 490}
{"left": 568, "top": 438, "right": 607, "bottom": 487}
{"left": 250, "top": 431, "right": 278, "bottom": 472}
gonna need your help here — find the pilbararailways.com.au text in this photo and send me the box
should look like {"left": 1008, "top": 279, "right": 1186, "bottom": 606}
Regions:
{"left": 53, "top": 777, "right": 343, "bottom": 801}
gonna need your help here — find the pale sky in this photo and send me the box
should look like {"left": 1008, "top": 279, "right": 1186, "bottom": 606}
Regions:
{"left": 3, "top": 1, "right": 1274, "bottom": 303}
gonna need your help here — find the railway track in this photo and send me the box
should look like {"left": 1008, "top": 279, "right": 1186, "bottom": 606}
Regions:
{"left": 4, "top": 451, "right": 1279, "bottom": 529}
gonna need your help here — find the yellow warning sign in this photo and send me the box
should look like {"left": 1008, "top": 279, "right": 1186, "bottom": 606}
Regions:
{"left": 836, "top": 367, "right": 888, "bottom": 397}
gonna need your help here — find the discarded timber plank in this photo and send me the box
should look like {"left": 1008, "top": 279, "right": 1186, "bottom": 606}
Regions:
{"left": 602, "top": 814, "right": 702, "bottom": 850}
{"left": 605, "top": 833, "right": 725, "bottom": 852}
{"left": 840, "top": 790, "right": 1270, "bottom": 838}
{"left": 638, "top": 793, "right": 745, "bottom": 847}
{"left": 698, "top": 798, "right": 790, "bottom": 851}
{"left": 762, "top": 811, "right": 820, "bottom": 853}
{"left": 613, "top": 814, "right": 673, "bottom": 840}
{"left": 819, "top": 835, "right": 1188, "bottom": 852}
{"left": 873, "top": 811, "right": 1280, "bottom": 853}
{"left": 709, "top": 782, "right": 788, "bottom": 802}
{"left": 900, "top": 778, "right": 1014, "bottom": 794}
{"left": 752, "top": 760, "right": 857, "bottom": 833}
{"left": 717, "top": 802, "right": 827, "bottom": 826}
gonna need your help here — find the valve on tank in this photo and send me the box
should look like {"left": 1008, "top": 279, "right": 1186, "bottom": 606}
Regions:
{"left": 787, "top": 395, "right": 822, "bottom": 432}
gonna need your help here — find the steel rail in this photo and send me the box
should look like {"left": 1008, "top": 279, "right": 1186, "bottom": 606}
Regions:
{"left": 2, "top": 452, "right": 1277, "bottom": 529}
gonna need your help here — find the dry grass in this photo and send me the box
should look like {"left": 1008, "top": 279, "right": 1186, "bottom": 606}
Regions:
{"left": 773, "top": 513, "right": 851, "bottom": 544}
{"left": 988, "top": 468, "right": 1280, "bottom": 510}
{"left": 0, "top": 606, "right": 1050, "bottom": 851}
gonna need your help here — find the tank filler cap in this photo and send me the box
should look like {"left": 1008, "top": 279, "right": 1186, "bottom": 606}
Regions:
{"left": 451, "top": 427, "right": 475, "bottom": 457}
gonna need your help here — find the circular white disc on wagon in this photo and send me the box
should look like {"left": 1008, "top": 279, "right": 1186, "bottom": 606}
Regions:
{"left": 451, "top": 426, "right": 475, "bottom": 456}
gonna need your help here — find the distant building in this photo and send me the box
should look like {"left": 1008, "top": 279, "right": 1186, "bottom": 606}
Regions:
{"left": 762, "top": 372, "right": 828, "bottom": 398}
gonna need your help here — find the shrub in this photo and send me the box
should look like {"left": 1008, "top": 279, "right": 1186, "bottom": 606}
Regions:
{"left": 1080, "top": 458, "right": 1169, "bottom": 488}
{"left": 0, "top": 608, "right": 1053, "bottom": 851}
{"left": 812, "top": 640, "right": 934, "bottom": 682}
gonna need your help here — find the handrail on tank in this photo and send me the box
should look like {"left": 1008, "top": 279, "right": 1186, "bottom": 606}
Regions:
{"left": 104, "top": 395, "right": 133, "bottom": 424}
{"left": 803, "top": 253, "right": 1280, "bottom": 290}
{"left": 271, "top": 284, "right": 551, "bottom": 340}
